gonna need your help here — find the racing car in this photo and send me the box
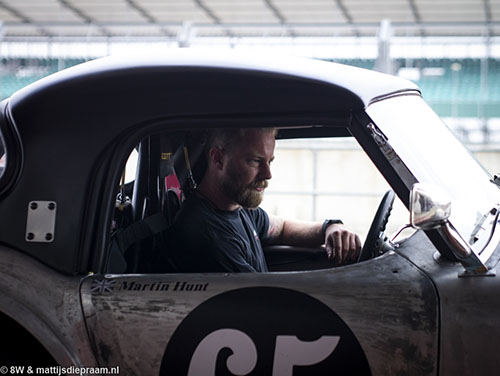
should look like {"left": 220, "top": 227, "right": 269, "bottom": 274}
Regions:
{"left": 1, "top": 51, "right": 499, "bottom": 375}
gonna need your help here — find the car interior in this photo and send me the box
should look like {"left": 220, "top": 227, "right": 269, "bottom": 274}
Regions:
{"left": 107, "top": 126, "right": 396, "bottom": 275}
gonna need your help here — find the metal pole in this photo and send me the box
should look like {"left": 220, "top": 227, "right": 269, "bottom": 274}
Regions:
{"left": 479, "top": 27, "right": 490, "bottom": 143}
{"left": 178, "top": 21, "right": 193, "bottom": 48}
{"left": 374, "top": 19, "right": 395, "bottom": 75}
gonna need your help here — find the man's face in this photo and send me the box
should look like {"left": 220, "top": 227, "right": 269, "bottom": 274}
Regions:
{"left": 220, "top": 129, "right": 275, "bottom": 209}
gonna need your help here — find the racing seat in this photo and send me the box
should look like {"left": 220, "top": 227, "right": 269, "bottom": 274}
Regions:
{"left": 106, "top": 131, "right": 205, "bottom": 274}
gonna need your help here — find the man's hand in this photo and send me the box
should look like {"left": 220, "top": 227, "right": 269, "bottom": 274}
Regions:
{"left": 266, "top": 215, "right": 362, "bottom": 265}
{"left": 325, "top": 224, "right": 361, "bottom": 265}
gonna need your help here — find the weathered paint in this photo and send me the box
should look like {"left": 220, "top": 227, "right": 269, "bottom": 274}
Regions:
{"left": 0, "top": 245, "right": 97, "bottom": 366}
{"left": 81, "top": 241, "right": 438, "bottom": 375}
{"left": 396, "top": 230, "right": 500, "bottom": 376}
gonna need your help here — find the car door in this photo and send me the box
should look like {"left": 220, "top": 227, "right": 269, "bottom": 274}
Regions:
{"left": 80, "top": 236, "right": 438, "bottom": 375}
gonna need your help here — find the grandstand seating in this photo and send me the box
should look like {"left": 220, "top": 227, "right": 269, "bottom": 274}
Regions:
{"left": 0, "top": 58, "right": 85, "bottom": 98}
{"left": 332, "top": 57, "right": 500, "bottom": 118}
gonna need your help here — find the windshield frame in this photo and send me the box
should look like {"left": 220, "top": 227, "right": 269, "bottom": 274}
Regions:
{"left": 362, "top": 93, "right": 500, "bottom": 265}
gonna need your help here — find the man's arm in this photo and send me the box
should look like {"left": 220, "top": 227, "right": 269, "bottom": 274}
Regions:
{"left": 265, "top": 215, "right": 361, "bottom": 265}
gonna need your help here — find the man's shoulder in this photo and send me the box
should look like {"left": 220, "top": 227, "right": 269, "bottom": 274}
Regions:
{"left": 175, "top": 193, "right": 234, "bottom": 229}
{"left": 175, "top": 194, "right": 209, "bottom": 223}
{"left": 242, "top": 206, "right": 268, "bottom": 221}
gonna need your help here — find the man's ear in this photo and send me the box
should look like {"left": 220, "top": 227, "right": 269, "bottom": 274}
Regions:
{"left": 209, "top": 147, "right": 224, "bottom": 171}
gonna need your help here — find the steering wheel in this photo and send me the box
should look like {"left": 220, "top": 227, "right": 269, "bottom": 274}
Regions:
{"left": 357, "top": 190, "right": 395, "bottom": 262}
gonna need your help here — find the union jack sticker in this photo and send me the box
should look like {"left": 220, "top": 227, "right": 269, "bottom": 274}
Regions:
{"left": 91, "top": 279, "right": 117, "bottom": 295}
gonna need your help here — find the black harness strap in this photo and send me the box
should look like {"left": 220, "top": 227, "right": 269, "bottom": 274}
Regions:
{"left": 113, "top": 212, "right": 169, "bottom": 254}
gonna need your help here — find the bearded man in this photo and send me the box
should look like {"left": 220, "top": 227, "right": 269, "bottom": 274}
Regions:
{"left": 170, "top": 128, "right": 361, "bottom": 272}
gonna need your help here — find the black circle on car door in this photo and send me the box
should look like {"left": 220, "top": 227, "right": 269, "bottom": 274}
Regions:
{"left": 160, "top": 287, "right": 371, "bottom": 375}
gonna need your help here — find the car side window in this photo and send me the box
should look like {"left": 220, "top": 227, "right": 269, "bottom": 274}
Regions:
{"left": 261, "top": 137, "right": 407, "bottom": 240}
{"left": 108, "top": 131, "right": 407, "bottom": 274}
{"left": 124, "top": 148, "right": 138, "bottom": 184}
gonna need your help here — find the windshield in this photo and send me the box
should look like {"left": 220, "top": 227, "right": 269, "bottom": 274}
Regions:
{"left": 367, "top": 94, "right": 500, "bottom": 254}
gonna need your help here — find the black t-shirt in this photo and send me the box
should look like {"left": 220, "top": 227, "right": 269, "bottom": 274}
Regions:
{"left": 170, "top": 193, "right": 270, "bottom": 272}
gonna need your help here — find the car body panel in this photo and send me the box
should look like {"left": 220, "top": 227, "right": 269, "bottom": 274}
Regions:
{"left": 0, "top": 245, "right": 97, "bottom": 366}
{"left": 395, "top": 231, "right": 500, "bottom": 376}
{"left": 81, "top": 234, "right": 438, "bottom": 375}
{"left": 11, "top": 52, "right": 419, "bottom": 110}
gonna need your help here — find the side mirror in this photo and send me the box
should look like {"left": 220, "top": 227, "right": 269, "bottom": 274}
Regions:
{"left": 409, "top": 183, "right": 451, "bottom": 230}
{"left": 408, "top": 183, "right": 489, "bottom": 273}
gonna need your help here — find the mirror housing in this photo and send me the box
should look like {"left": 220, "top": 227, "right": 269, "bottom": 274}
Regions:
{"left": 410, "top": 183, "right": 451, "bottom": 230}
{"left": 408, "top": 183, "right": 488, "bottom": 274}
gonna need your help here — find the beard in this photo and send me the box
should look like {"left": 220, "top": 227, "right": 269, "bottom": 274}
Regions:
{"left": 221, "top": 163, "right": 268, "bottom": 209}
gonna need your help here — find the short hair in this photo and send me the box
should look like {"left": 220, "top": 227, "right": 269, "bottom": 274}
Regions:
{"left": 206, "top": 127, "right": 277, "bottom": 156}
